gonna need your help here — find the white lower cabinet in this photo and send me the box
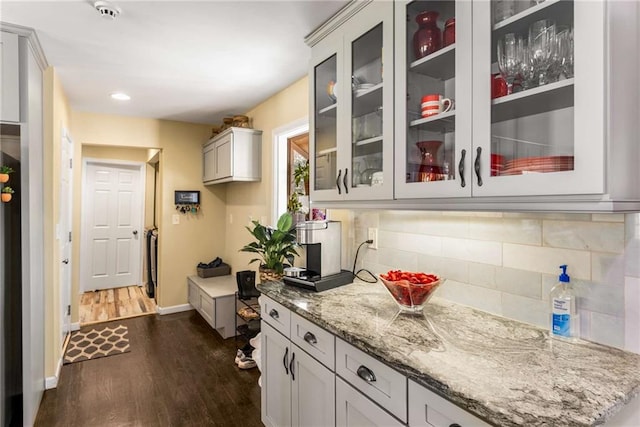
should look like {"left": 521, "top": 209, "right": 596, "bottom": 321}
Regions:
{"left": 187, "top": 276, "right": 236, "bottom": 338}
{"left": 408, "top": 380, "right": 490, "bottom": 427}
{"left": 261, "top": 316, "right": 336, "bottom": 427}
{"left": 336, "top": 376, "right": 404, "bottom": 427}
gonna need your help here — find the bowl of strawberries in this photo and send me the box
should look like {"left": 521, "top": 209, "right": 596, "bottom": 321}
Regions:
{"left": 379, "top": 270, "right": 442, "bottom": 313}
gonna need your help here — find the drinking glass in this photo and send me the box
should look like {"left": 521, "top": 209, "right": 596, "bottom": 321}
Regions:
{"left": 555, "top": 26, "right": 574, "bottom": 79}
{"left": 515, "top": 36, "right": 534, "bottom": 90}
{"left": 529, "top": 20, "right": 556, "bottom": 86}
{"left": 497, "top": 33, "right": 521, "bottom": 94}
{"left": 493, "top": 0, "right": 515, "bottom": 24}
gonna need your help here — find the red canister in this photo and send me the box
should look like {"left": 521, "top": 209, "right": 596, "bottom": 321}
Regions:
{"left": 443, "top": 18, "right": 455, "bottom": 47}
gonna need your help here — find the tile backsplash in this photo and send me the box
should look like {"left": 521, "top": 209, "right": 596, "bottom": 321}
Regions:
{"left": 344, "top": 210, "right": 640, "bottom": 353}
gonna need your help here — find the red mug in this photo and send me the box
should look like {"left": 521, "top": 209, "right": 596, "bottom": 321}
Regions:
{"left": 491, "top": 74, "right": 508, "bottom": 99}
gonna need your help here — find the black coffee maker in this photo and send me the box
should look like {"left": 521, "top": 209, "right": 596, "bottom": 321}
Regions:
{"left": 283, "top": 221, "right": 353, "bottom": 292}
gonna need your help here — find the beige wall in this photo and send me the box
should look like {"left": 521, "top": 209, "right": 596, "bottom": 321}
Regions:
{"left": 70, "top": 111, "right": 227, "bottom": 314}
{"left": 42, "top": 67, "right": 71, "bottom": 377}
{"left": 224, "top": 76, "right": 309, "bottom": 272}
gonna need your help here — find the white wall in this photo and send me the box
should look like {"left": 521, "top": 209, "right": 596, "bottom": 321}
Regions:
{"left": 349, "top": 210, "right": 640, "bottom": 353}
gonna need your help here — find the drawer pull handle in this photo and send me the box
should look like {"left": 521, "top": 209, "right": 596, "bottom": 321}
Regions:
{"left": 356, "top": 365, "right": 376, "bottom": 383}
{"left": 450, "top": 424, "right": 461, "bottom": 427}
{"left": 269, "top": 309, "right": 279, "bottom": 319}
{"left": 283, "top": 347, "right": 289, "bottom": 375}
{"left": 303, "top": 331, "right": 317, "bottom": 345}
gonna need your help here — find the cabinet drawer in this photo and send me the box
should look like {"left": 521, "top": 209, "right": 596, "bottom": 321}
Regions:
{"left": 409, "top": 380, "right": 490, "bottom": 427}
{"left": 260, "top": 296, "right": 290, "bottom": 337}
{"left": 291, "top": 312, "right": 335, "bottom": 371}
{"left": 199, "top": 294, "right": 215, "bottom": 327}
{"left": 336, "top": 338, "right": 407, "bottom": 422}
{"left": 336, "top": 376, "right": 404, "bottom": 427}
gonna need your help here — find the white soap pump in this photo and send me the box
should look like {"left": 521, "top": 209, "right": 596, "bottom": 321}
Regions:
{"left": 549, "top": 265, "right": 580, "bottom": 341}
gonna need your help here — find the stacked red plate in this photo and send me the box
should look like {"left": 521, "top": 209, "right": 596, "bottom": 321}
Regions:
{"left": 491, "top": 154, "right": 505, "bottom": 177}
{"left": 500, "top": 156, "right": 574, "bottom": 176}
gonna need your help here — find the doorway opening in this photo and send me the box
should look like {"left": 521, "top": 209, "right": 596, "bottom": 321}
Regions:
{"left": 78, "top": 149, "right": 159, "bottom": 326}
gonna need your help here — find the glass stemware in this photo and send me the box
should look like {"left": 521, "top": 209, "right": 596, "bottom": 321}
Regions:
{"left": 529, "top": 20, "right": 556, "bottom": 86}
{"left": 515, "top": 36, "right": 533, "bottom": 90}
{"left": 556, "top": 27, "right": 574, "bottom": 79}
{"left": 497, "top": 33, "right": 521, "bottom": 94}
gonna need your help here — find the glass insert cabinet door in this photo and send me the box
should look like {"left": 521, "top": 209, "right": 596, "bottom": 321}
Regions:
{"left": 394, "top": 0, "right": 473, "bottom": 199}
{"left": 310, "top": 1, "right": 394, "bottom": 202}
{"left": 472, "top": 0, "right": 605, "bottom": 197}
{"left": 312, "top": 50, "right": 339, "bottom": 195}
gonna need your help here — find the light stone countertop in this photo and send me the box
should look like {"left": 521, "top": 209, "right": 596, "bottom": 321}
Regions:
{"left": 257, "top": 280, "right": 640, "bottom": 426}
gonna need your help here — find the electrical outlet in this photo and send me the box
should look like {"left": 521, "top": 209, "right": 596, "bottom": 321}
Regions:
{"left": 368, "top": 227, "right": 378, "bottom": 249}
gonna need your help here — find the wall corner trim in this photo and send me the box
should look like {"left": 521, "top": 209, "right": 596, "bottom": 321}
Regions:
{"left": 157, "top": 304, "right": 193, "bottom": 315}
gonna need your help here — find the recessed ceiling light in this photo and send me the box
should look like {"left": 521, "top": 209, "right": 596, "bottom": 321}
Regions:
{"left": 110, "top": 92, "right": 130, "bottom": 101}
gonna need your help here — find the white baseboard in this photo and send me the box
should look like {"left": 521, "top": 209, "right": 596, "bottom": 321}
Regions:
{"left": 45, "top": 356, "right": 63, "bottom": 389}
{"left": 157, "top": 304, "right": 193, "bottom": 315}
{"left": 71, "top": 322, "right": 80, "bottom": 331}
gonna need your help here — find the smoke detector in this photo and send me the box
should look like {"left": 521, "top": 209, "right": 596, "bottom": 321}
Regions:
{"left": 94, "top": 1, "right": 121, "bottom": 20}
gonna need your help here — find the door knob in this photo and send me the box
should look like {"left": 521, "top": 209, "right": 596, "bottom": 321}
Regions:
{"left": 133, "top": 230, "right": 138, "bottom": 236}
{"left": 62, "top": 259, "right": 69, "bottom": 264}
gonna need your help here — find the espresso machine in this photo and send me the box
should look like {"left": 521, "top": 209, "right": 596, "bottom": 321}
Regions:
{"left": 283, "top": 220, "right": 354, "bottom": 292}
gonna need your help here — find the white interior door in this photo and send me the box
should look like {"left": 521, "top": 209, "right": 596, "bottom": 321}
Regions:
{"left": 59, "top": 129, "right": 72, "bottom": 341}
{"left": 81, "top": 161, "right": 144, "bottom": 292}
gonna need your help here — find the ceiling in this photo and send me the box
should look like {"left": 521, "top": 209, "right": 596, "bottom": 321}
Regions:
{"left": 1, "top": 0, "right": 349, "bottom": 125}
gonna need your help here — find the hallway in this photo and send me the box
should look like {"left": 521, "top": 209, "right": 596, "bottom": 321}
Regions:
{"left": 35, "top": 311, "right": 262, "bottom": 427}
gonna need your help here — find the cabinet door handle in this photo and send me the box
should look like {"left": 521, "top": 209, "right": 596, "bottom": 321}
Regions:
{"left": 303, "top": 331, "right": 317, "bottom": 345}
{"left": 356, "top": 365, "right": 376, "bottom": 383}
{"left": 290, "top": 352, "right": 296, "bottom": 381}
{"left": 336, "top": 169, "right": 342, "bottom": 195}
{"left": 458, "top": 149, "right": 466, "bottom": 188}
{"left": 343, "top": 168, "right": 349, "bottom": 194}
{"left": 269, "top": 308, "right": 279, "bottom": 319}
{"left": 449, "top": 424, "right": 461, "bottom": 427}
{"left": 283, "top": 346, "right": 289, "bottom": 375}
{"left": 474, "top": 147, "right": 483, "bottom": 187}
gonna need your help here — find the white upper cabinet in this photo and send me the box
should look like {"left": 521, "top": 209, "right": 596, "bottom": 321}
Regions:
{"left": 0, "top": 31, "right": 20, "bottom": 123}
{"left": 396, "top": 0, "right": 639, "bottom": 208}
{"left": 309, "top": 0, "right": 640, "bottom": 211}
{"left": 202, "top": 127, "right": 262, "bottom": 185}
{"left": 308, "top": 1, "right": 394, "bottom": 202}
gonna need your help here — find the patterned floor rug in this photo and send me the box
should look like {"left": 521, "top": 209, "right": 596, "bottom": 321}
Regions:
{"left": 64, "top": 324, "right": 130, "bottom": 364}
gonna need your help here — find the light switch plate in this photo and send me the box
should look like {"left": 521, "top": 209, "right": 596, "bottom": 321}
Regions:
{"left": 172, "top": 214, "right": 180, "bottom": 225}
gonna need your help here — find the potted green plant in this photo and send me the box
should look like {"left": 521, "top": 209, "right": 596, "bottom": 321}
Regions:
{"left": 240, "top": 212, "right": 299, "bottom": 283}
{"left": 0, "top": 166, "right": 14, "bottom": 184}
{"left": 288, "top": 160, "right": 309, "bottom": 224}
{"left": 1, "top": 186, "right": 15, "bottom": 203}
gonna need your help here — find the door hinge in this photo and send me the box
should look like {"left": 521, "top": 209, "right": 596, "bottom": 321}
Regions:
{"left": 69, "top": 158, "right": 73, "bottom": 169}
{"left": 67, "top": 305, "right": 71, "bottom": 316}
{"left": 68, "top": 231, "right": 72, "bottom": 242}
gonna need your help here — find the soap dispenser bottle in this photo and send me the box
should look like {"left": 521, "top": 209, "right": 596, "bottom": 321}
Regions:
{"left": 549, "top": 265, "right": 580, "bottom": 341}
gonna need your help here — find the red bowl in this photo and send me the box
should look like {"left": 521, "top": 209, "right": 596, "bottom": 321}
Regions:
{"left": 379, "top": 275, "right": 442, "bottom": 313}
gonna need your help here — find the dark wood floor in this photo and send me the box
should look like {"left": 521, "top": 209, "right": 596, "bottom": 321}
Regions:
{"left": 35, "top": 310, "right": 262, "bottom": 427}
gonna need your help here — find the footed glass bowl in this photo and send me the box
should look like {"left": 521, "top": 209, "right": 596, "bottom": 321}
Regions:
{"left": 379, "top": 274, "right": 442, "bottom": 313}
